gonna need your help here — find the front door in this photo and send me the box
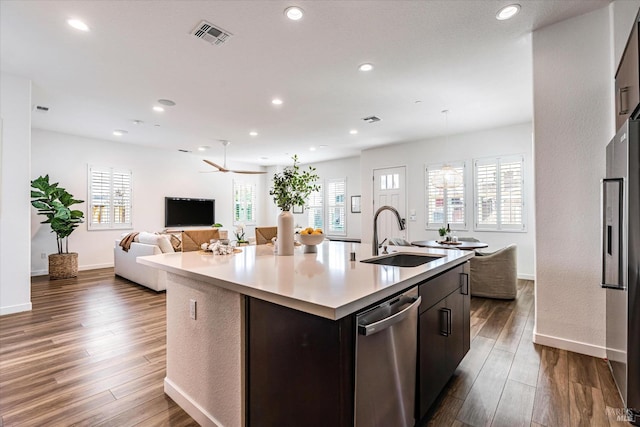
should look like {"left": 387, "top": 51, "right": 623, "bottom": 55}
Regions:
{"left": 373, "top": 166, "right": 407, "bottom": 245}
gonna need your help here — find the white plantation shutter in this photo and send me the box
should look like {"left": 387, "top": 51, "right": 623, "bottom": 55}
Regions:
{"left": 475, "top": 161, "right": 497, "bottom": 227}
{"left": 474, "top": 156, "right": 524, "bottom": 231}
{"left": 306, "top": 183, "right": 324, "bottom": 229}
{"left": 233, "top": 180, "right": 256, "bottom": 225}
{"left": 425, "top": 163, "right": 466, "bottom": 230}
{"left": 500, "top": 160, "right": 523, "bottom": 226}
{"left": 326, "top": 178, "right": 346, "bottom": 235}
{"left": 112, "top": 171, "right": 132, "bottom": 225}
{"left": 88, "top": 166, "right": 133, "bottom": 230}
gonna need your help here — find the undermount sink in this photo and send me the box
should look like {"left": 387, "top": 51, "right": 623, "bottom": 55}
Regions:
{"left": 361, "top": 253, "right": 441, "bottom": 267}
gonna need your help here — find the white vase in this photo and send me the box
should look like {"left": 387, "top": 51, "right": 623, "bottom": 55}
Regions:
{"left": 277, "top": 210, "right": 295, "bottom": 256}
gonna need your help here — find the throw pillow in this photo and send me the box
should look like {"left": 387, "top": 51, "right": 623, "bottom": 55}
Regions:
{"left": 138, "top": 232, "right": 175, "bottom": 254}
{"left": 169, "top": 234, "right": 182, "bottom": 252}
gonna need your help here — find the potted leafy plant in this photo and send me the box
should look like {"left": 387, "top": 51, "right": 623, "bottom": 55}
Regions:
{"left": 30, "top": 175, "right": 85, "bottom": 279}
{"left": 438, "top": 227, "right": 447, "bottom": 239}
{"left": 269, "top": 155, "right": 319, "bottom": 255}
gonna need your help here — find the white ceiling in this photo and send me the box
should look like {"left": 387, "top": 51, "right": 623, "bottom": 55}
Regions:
{"left": 0, "top": 0, "right": 609, "bottom": 167}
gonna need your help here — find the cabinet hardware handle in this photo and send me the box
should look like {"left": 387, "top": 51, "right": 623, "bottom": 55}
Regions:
{"left": 619, "top": 86, "right": 630, "bottom": 115}
{"left": 439, "top": 308, "right": 452, "bottom": 336}
{"left": 460, "top": 273, "right": 469, "bottom": 295}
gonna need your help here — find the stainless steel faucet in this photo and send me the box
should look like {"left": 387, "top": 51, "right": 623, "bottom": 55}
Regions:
{"left": 373, "top": 205, "right": 406, "bottom": 255}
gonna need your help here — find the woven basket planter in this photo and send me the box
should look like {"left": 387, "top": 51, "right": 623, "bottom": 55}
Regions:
{"left": 49, "top": 253, "right": 78, "bottom": 280}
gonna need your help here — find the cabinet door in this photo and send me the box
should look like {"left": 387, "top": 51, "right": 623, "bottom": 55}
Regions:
{"left": 445, "top": 290, "right": 466, "bottom": 374}
{"left": 418, "top": 303, "right": 449, "bottom": 419}
{"left": 616, "top": 21, "right": 639, "bottom": 130}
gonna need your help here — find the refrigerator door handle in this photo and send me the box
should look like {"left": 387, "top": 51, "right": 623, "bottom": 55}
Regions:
{"left": 601, "top": 178, "right": 624, "bottom": 289}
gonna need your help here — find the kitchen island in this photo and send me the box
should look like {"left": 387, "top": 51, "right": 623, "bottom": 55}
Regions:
{"left": 139, "top": 241, "right": 473, "bottom": 427}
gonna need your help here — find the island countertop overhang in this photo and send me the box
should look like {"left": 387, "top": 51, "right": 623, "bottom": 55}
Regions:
{"left": 138, "top": 241, "right": 473, "bottom": 320}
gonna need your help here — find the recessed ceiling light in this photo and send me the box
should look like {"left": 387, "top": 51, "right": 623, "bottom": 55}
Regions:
{"left": 198, "top": 146, "right": 210, "bottom": 151}
{"left": 285, "top": 6, "right": 304, "bottom": 21}
{"left": 249, "top": 131, "right": 258, "bottom": 136}
{"left": 271, "top": 98, "right": 283, "bottom": 105}
{"left": 359, "top": 63, "right": 374, "bottom": 72}
{"left": 153, "top": 106, "right": 164, "bottom": 112}
{"left": 132, "top": 119, "right": 144, "bottom": 125}
{"left": 496, "top": 4, "right": 521, "bottom": 20}
{"left": 113, "top": 130, "right": 128, "bottom": 136}
{"left": 157, "top": 99, "right": 176, "bottom": 106}
{"left": 67, "top": 19, "right": 90, "bottom": 32}
{"left": 349, "top": 129, "right": 358, "bottom": 135}
{"left": 260, "top": 156, "right": 269, "bottom": 160}
{"left": 309, "top": 147, "right": 316, "bottom": 151}
{"left": 319, "top": 145, "right": 328, "bottom": 149}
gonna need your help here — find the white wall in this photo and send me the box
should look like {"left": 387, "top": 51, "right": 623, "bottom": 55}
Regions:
{"left": 30, "top": 129, "right": 268, "bottom": 274}
{"left": 360, "top": 122, "right": 535, "bottom": 279}
{"left": 0, "top": 73, "right": 32, "bottom": 315}
{"left": 532, "top": 5, "right": 617, "bottom": 357}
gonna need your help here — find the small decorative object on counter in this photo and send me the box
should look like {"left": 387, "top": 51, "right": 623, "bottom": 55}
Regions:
{"left": 234, "top": 223, "right": 249, "bottom": 245}
{"left": 298, "top": 227, "right": 325, "bottom": 253}
{"left": 438, "top": 227, "right": 447, "bottom": 238}
{"left": 202, "top": 240, "right": 238, "bottom": 255}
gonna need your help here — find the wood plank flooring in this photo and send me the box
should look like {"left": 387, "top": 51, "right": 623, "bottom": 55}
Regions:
{"left": 0, "top": 271, "right": 631, "bottom": 426}
{"left": 426, "top": 280, "right": 632, "bottom": 427}
{"left": 0, "top": 269, "right": 196, "bottom": 427}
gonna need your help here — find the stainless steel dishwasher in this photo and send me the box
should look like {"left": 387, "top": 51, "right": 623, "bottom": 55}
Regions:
{"left": 355, "top": 287, "right": 421, "bottom": 427}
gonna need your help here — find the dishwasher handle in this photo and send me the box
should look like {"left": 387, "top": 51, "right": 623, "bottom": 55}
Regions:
{"left": 358, "top": 295, "right": 422, "bottom": 336}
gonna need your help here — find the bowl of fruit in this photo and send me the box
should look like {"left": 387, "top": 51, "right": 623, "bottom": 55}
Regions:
{"left": 298, "top": 228, "right": 325, "bottom": 252}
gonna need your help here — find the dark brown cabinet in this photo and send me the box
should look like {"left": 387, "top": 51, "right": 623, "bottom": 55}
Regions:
{"left": 615, "top": 19, "right": 640, "bottom": 130}
{"left": 246, "top": 261, "right": 470, "bottom": 427}
{"left": 417, "top": 263, "right": 470, "bottom": 423}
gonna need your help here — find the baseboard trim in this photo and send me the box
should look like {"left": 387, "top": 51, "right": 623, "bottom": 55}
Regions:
{"left": 533, "top": 332, "right": 606, "bottom": 358}
{"left": 79, "top": 262, "right": 113, "bottom": 271}
{"left": 164, "top": 377, "right": 223, "bottom": 427}
{"left": 518, "top": 274, "right": 535, "bottom": 281}
{"left": 0, "top": 302, "right": 32, "bottom": 316}
{"left": 31, "top": 263, "right": 114, "bottom": 277}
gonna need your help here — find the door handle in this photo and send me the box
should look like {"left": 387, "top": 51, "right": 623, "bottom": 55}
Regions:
{"left": 460, "top": 273, "right": 469, "bottom": 295}
{"left": 439, "top": 308, "right": 452, "bottom": 336}
{"left": 619, "top": 86, "right": 630, "bottom": 115}
{"left": 358, "top": 296, "right": 422, "bottom": 336}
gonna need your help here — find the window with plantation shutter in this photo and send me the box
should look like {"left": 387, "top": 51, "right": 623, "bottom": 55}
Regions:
{"left": 327, "top": 178, "right": 346, "bottom": 235}
{"left": 88, "top": 166, "right": 132, "bottom": 230}
{"left": 306, "top": 183, "right": 324, "bottom": 230}
{"left": 425, "top": 162, "right": 466, "bottom": 230}
{"left": 474, "top": 155, "right": 525, "bottom": 231}
{"left": 233, "top": 180, "right": 256, "bottom": 225}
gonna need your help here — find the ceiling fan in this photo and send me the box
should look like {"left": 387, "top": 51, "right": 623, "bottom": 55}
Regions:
{"left": 203, "top": 140, "right": 266, "bottom": 174}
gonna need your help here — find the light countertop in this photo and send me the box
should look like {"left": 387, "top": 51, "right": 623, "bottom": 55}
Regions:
{"left": 138, "top": 241, "right": 473, "bottom": 320}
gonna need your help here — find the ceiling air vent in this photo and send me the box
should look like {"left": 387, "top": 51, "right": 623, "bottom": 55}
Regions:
{"left": 362, "top": 115, "right": 381, "bottom": 123}
{"left": 191, "top": 20, "right": 232, "bottom": 46}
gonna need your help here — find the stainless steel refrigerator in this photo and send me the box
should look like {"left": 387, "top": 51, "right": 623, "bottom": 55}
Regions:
{"left": 602, "top": 118, "right": 640, "bottom": 425}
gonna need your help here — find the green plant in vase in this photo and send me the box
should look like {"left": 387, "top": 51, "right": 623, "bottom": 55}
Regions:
{"left": 270, "top": 155, "right": 319, "bottom": 255}
{"left": 438, "top": 227, "right": 447, "bottom": 240}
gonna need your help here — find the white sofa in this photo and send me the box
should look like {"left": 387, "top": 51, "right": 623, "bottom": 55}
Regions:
{"left": 114, "top": 232, "right": 174, "bottom": 292}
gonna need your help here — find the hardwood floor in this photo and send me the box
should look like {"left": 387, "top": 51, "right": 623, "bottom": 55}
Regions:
{"left": 0, "top": 269, "right": 196, "bottom": 426}
{"left": 427, "top": 279, "right": 632, "bottom": 427}
{"left": 0, "top": 271, "right": 630, "bottom": 426}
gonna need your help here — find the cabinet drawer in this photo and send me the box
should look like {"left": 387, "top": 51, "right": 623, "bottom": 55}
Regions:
{"left": 418, "top": 264, "right": 464, "bottom": 314}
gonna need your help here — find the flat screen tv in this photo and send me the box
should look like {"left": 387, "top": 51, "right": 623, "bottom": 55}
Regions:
{"left": 165, "top": 197, "right": 215, "bottom": 227}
